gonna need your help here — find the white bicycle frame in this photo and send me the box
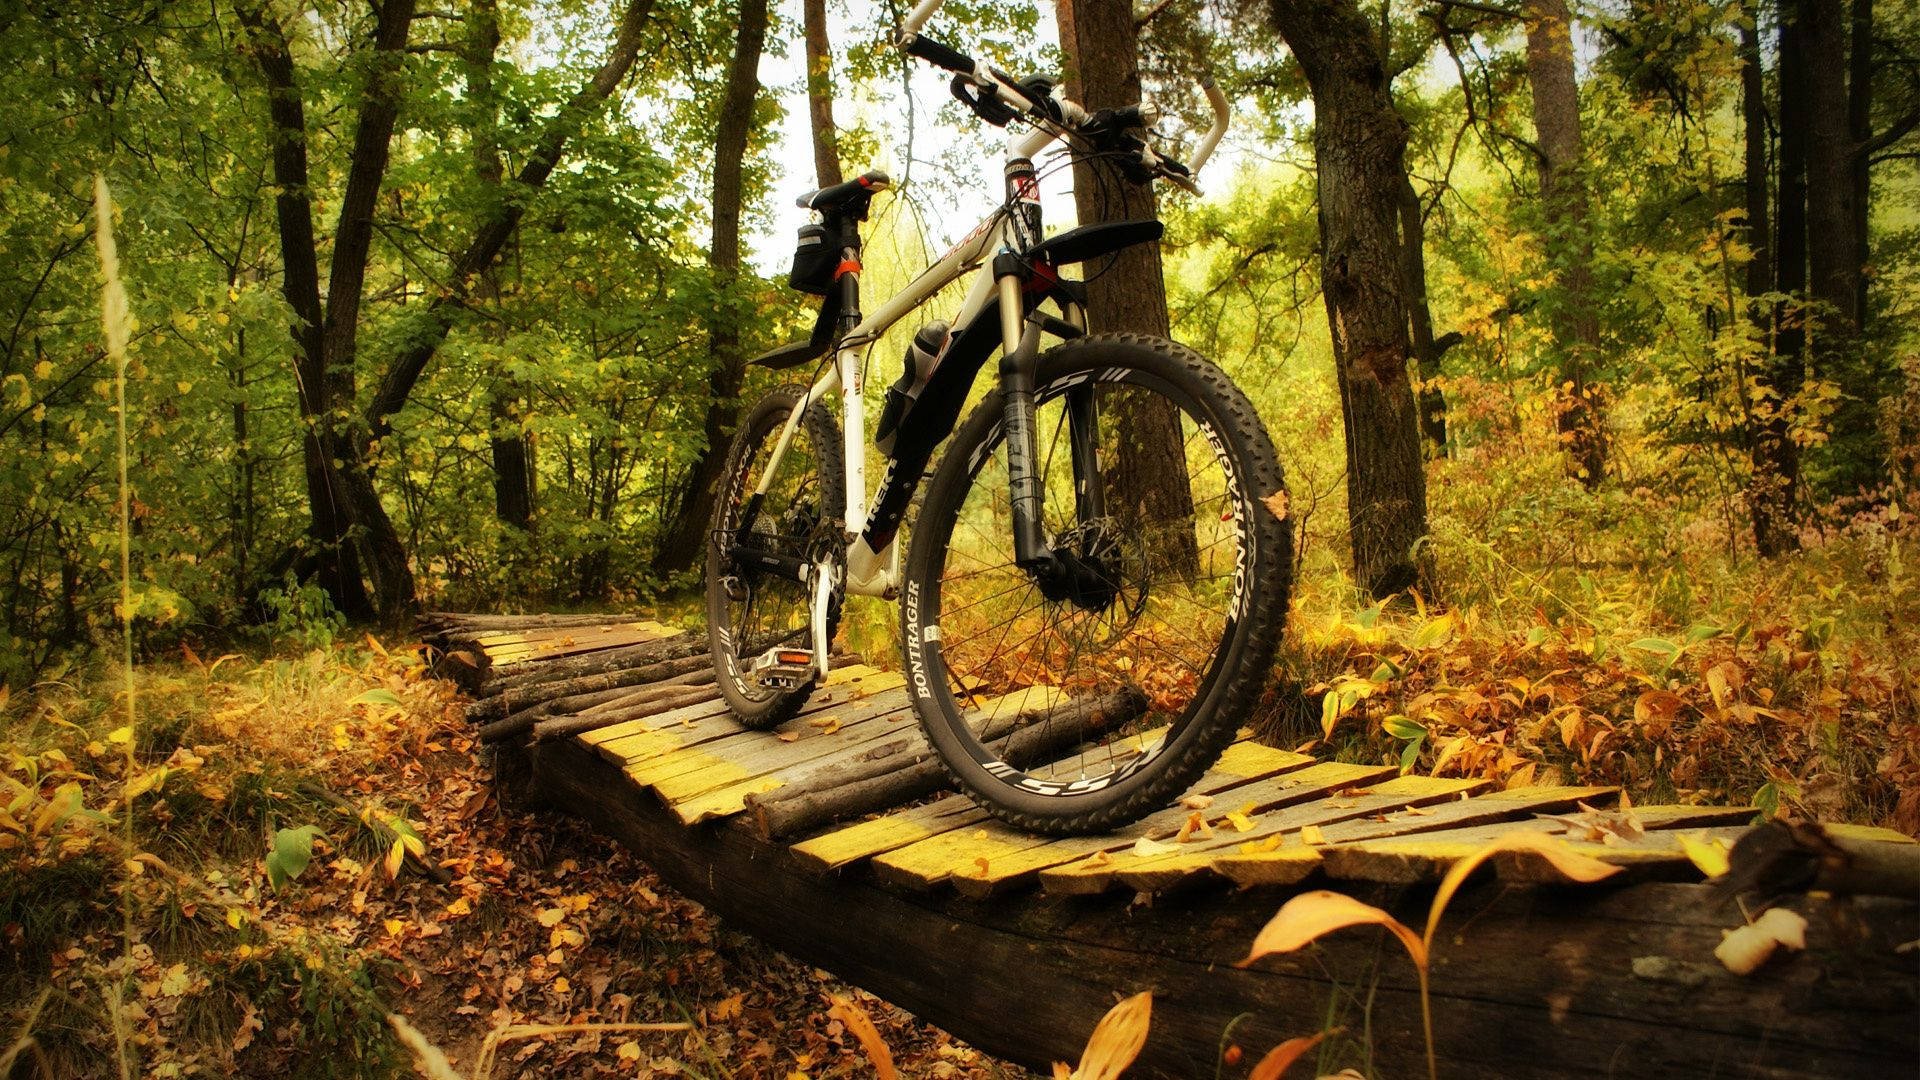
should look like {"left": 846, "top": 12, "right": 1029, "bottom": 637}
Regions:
{"left": 748, "top": 0, "right": 1229, "bottom": 682}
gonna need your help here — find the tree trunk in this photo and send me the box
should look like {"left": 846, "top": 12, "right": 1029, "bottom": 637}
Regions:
{"left": 465, "top": 0, "right": 535, "bottom": 533}
{"left": 1848, "top": 0, "right": 1872, "bottom": 327}
{"left": 1804, "top": 0, "right": 1878, "bottom": 491}
{"left": 245, "top": 0, "right": 655, "bottom": 619}
{"left": 236, "top": 1, "right": 374, "bottom": 620}
{"left": 802, "top": 0, "right": 843, "bottom": 189}
{"left": 1743, "top": 14, "right": 1799, "bottom": 557}
{"left": 1399, "top": 180, "right": 1453, "bottom": 451}
{"left": 650, "top": 0, "right": 771, "bottom": 578}
{"left": 1265, "top": 0, "right": 1432, "bottom": 599}
{"left": 1524, "top": 0, "right": 1607, "bottom": 489}
{"left": 1055, "top": 0, "right": 1196, "bottom": 568}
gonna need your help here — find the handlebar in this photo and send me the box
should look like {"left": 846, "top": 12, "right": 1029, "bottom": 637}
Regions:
{"left": 896, "top": 2, "right": 1228, "bottom": 193}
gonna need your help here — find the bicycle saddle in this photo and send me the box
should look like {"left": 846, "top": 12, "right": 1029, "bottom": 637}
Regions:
{"left": 796, "top": 169, "right": 891, "bottom": 214}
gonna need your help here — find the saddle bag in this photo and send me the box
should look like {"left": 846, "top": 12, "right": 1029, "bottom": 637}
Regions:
{"left": 788, "top": 221, "right": 840, "bottom": 295}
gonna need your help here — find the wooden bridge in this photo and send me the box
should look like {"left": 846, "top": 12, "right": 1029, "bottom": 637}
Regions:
{"left": 423, "top": 612, "right": 1920, "bottom": 1079}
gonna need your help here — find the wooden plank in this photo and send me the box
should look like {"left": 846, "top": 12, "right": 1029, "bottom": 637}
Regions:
{"left": 1202, "top": 784, "right": 1620, "bottom": 889}
{"left": 473, "top": 618, "right": 677, "bottom": 648}
{"left": 481, "top": 622, "right": 678, "bottom": 663}
{"left": 583, "top": 672, "right": 901, "bottom": 764}
{"left": 788, "top": 713, "right": 1178, "bottom": 873}
{"left": 792, "top": 794, "right": 987, "bottom": 873}
{"left": 531, "top": 736, "right": 1920, "bottom": 1080}
{"left": 867, "top": 734, "right": 1300, "bottom": 893}
{"left": 1318, "top": 805, "right": 1762, "bottom": 885}
{"left": 944, "top": 758, "right": 1397, "bottom": 899}
{"left": 1038, "top": 774, "right": 1493, "bottom": 896}
{"left": 636, "top": 688, "right": 910, "bottom": 790}
{"left": 662, "top": 708, "right": 923, "bottom": 825}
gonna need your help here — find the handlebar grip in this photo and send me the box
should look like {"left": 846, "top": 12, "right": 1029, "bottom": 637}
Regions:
{"left": 904, "top": 33, "right": 974, "bottom": 75}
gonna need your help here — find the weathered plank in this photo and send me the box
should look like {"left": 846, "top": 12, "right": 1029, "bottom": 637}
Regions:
{"left": 748, "top": 686, "right": 1149, "bottom": 840}
{"left": 944, "top": 757, "right": 1397, "bottom": 899}
{"left": 1317, "top": 804, "right": 1763, "bottom": 884}
{"left": 531, "top": 735, "right": 1920, "bottom": 1080}
{"left": 1037, "top": 774, "right": 1494, "bottom": 896}
{"left": 1200, "top": 783, "right": 1620, "bottom": 888}
{"left": 792, "top": 794, "right": 987, "bottom": 873}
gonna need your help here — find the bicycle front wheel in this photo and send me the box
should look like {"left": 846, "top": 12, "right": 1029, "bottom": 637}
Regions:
{"left": 902, "top": 333, "right": 1292, "bottom": 834}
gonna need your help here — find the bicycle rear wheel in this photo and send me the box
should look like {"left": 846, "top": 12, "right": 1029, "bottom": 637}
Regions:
{"left": 901, "top": 333, "right": 1292, "bottom": 834}
{"left": 705, "top": 385, "right": 845, "bottom": 729}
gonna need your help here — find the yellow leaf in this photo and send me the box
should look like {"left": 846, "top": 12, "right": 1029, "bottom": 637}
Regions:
{"left": 1297, "top": 825, "right": 1325, "bottom": 846}
{"left": 1248, "top": 1031, "right": 1328, "bottom": 1080}
{"left": 107, "top": 725, "right": 134, "bottom": 745}
{"left": 1715, "top": 908, "right": 1808, "bottom": 974}
{"left": 124, "top": 766, "right": 168, "bottom": 803}
{"left": 828, "top": 995, "right": 899, "bottom": 1080}
{"left": 1225, "top": 810, "right": 1257, "bottom": 833}
{"left": 1239, "top": 890, "right": 1426, "bottom": 969}
{"left": 1131, "top": 836, "right": 1178, "bottom": 858}
{"left": 384, "top": 839, "right": 405, "bottom": 879}
{"left": 1680, "top": 834, "right": 1729, "bottom": 879}
{"left": 1071, "top": 991, "right": 1151, "bottom": 1080}
{"left": 383, "top": 918, "right": 405, "bottom": 938}
{"left": 444, "top": 897, "right": 472, "bottom": 918}
{"left": 226, "top": 909, "right": 245, "bottom": 929}
{"left": 553, "top": 976, "right": 571, "bottom": 994}
{"left": 616, "top": 1041, "right": 641, "bottom": 1062}
{"left": 714, "top": 992, "right": 745, "bottom": 1021}
{"left": 535, "top": 907, "right": 567, "bottom": 927}
{"left": 1425, "top": 832, "right": 1620, "bottom": 951}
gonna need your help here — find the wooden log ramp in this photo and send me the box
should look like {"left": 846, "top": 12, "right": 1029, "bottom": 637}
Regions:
{"left": 421, "top": 614, "right": 1920, "bottom": 1079}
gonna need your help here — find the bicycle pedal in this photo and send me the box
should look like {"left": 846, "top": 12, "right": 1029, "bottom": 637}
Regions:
{"left": 747, "top": 647, "right": 818, "bottom": 691}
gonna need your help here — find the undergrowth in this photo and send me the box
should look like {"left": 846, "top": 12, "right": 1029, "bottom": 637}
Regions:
{"left": 0, "top": 643, "right": 1028, "bottom": 1078}
{"left": 1264, "top": 468, "right": 1919, "bottom": 833}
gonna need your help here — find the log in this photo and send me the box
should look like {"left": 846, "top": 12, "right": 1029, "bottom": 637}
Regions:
{"left": 533, "top": 737, "right": 1920, "bottom": 1080}
{"left": 748, "top": 686, "right": 1150, "bottom": 840}
{"left": 483, "top": 672, "right": 721, "bottom": 745}
{"left": 476, "top": 633, "right": 703, "bottom": 697}
{"left": 481, "top": 666, "right": 718, "bottom": 741}
{"left": 532, "top": 685, "right": 720, "bottom": 742}
{"left": 465, "top": 652, "right": 713, "bottom": 723}
{"left": 420, "top": 611, "right": 641, "bottom": 632}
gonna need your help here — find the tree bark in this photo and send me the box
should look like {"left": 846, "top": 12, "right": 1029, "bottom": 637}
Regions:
{"left": 1399, "top": 180, "right": 1455, "bottom": 451}
{"left": 462, "top": 0, "right": 536, "bottom": 533}
{"left": 1055, "top": 0, "right": 1196, "bottom": 567}
{"left": 1848, "top": 0, "right": 1872, "bottom": 327}
{"left": 235, "top": 1, "right": 374, "bottom": 620}
{"left": 1743, "top": 13, "right": 1799, "bottom": 557}
{"left": 1265, "top": 0, "right": 1433, "bottom": 599}
{"left": 1524, "top": 0, "right": 1607, "bottom": 489}
{"left": 802, "top": 0, "right": 843, "bottom": 188}
{"left": 244, "top": 0, "right": 655, "bottom": 618}
{"left": 651, "top": 0, "right": 771, "bottom": 578}
{"left": 1803, "top": 0, "right": 1880, "bottom": 490}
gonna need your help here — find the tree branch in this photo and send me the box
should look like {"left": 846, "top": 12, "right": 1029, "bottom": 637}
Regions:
{"left": 362, "top": 0, "right": 657, "bottom": 439}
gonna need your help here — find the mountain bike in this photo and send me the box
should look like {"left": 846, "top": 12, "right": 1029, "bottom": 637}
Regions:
{"left": 704, "top": 0, "right": 1293, "bottom": 835}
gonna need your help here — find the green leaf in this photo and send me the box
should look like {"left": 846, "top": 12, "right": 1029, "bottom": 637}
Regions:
{"left": 1398, "top": 734, "right": 1426, "bottom": 774}
{"left": 1380, "top": 714, "right": 1426, "bottom": 742}
{"left": 266, "top": 825, "right": 323, "bottom": 891}
{"left": 1628, "top": 637, "right": 1679, "bottom": 656}
{"left": 349, "top": 688, "right": 403, "bottom": 707}
{"left": 1683, "top": 623, "right": 1727, "bottom": 644}
{"left": 1410, "top": 613, "right": 1456, "bottom": 650}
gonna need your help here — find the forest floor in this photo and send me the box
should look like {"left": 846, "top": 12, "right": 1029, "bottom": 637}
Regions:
{"left": 0, "top": 640, "right": 1038, "bottom": 1079}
